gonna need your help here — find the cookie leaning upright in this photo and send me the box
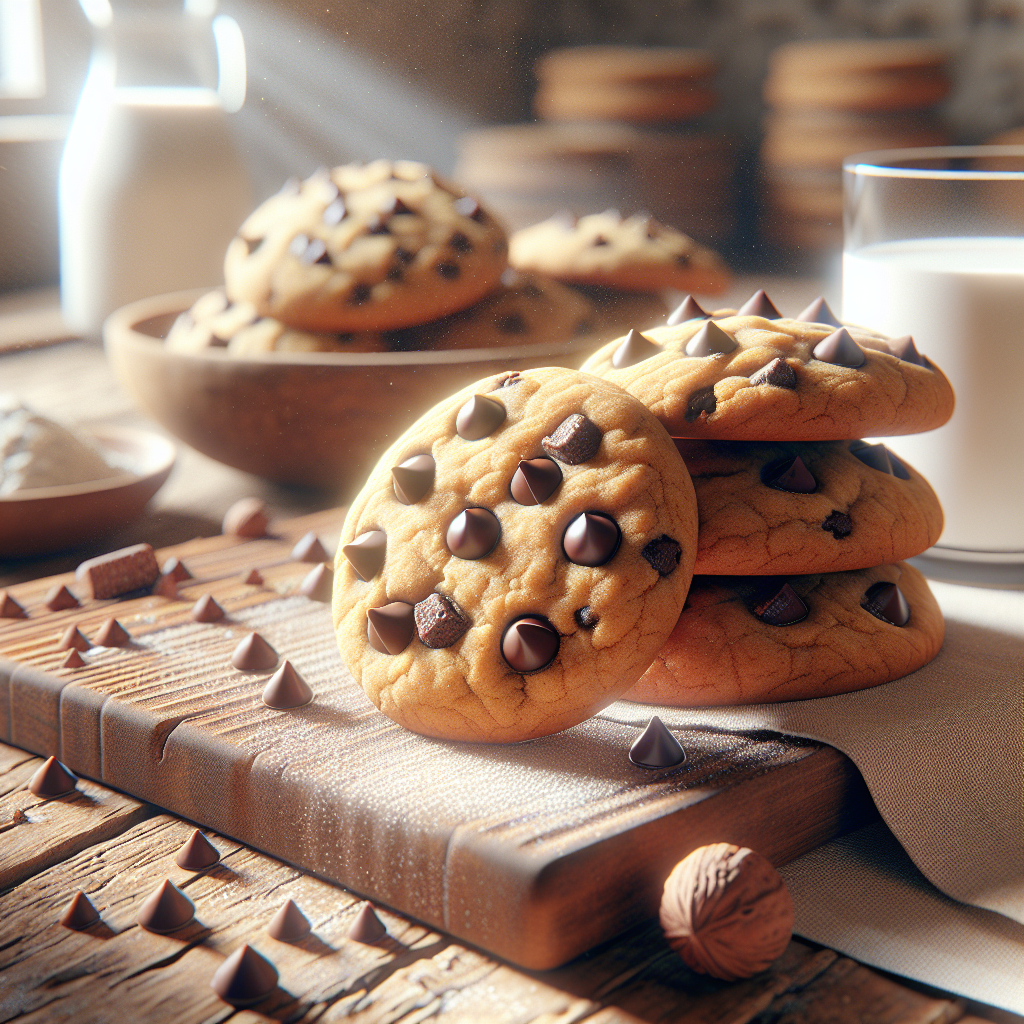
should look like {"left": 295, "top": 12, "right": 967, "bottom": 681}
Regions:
{"left": 224, "top": 160, "right": 508, "bottom": 332}
{"left": 333, "top": 366, "right": 698, "bottom": 743}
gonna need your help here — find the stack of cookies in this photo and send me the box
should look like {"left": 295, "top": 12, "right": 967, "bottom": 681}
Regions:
{"left": 166, "top": 159, "right": 601, "bottom": 358}
{"left": 579, "top": 289, "right": 954, "bottom": 707}
{"left": 760, "top": 39, "right": 952, "bottom": 254}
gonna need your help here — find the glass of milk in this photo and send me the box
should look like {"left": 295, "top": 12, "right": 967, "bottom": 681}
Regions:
{"left": 842, "top": 146, "right": 1024, "bottom": 564}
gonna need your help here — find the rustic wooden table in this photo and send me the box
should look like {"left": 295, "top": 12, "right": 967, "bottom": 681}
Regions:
{"left": 0, "top": 286, "right": 996, "bottom": 1023}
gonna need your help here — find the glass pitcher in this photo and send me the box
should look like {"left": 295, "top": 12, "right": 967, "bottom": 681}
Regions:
{"left": 59, "top": 0, "right": 253, "bottom": 335}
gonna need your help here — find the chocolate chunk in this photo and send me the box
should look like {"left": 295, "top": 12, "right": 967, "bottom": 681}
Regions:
{"left": 812, "top": 327, "right": 865, "bottom": 368}
{"left": 612, "top": 328, "right": 662, "bottom": 368}
{"left": 348, "top": 903, "right": 387, "bottom": 944}
{"left": 751, "top": 582, "right": 808, "bottom": 626}
{"left": 453, "top": 195, "right": 482, "bottom": 220}
{"left": 542, "top": 413, "right": 601, "bottom": 465}
{"left": 436, "top": 262, "right": 460, "bottom": 279}
{"left": 795, "top": 296, "right": 842, "bottom": 327}
{"left": 262, "top": 661, "right": 314, "bottom": 709}
{"left": 449, "top": 231, "right": 473, "bottom": 254}
{"left": 666, "top": 295, "right": 709, "bottom": 326}
{"left": 629, "top": 716, "right": 686, "bottom": 769}
{"left": 563, "top": 513, "right": 621, "bottom": 566}
{"left": 192, "top": 594, "right": 225, "bottom": 623}
{"left": 447, "top": 508, "right": 501, "bottom": 559}
{"left": 456, "top": 394, "right": 505, "bottom": 440}
{"left": 414, "top": 593, "right": 469, "bottom": 649}
{"left": 822, "top": 510, "right": 853, "bottom": 539}
{"left": 44, "top": 584, "right": 79, "bottom": 611}
{"left": 76, "top": 543, "right": 159, "bottom": 599}
{"left": 292, "top": 532, "right": 328, "bottom": 563}
{"left": 223, "top": 498, "right": 268, "bottom": 538}
{"left": 367, "top": 602, "right": 416, "bottom": 655}
{"left": 510, "top": 458, "right": 562, "bottom": 505}
{"left": 268, "top": 899, "right": 311, "bottom": 942}
{"left": 501, "top": 617, "right": 560, "bottom": 673}
{"left": 323, "top": 197, "right": 346, "bottom": 225}
{"left": 210, "top": 944, "right": 279, "bottom": 1005}
{"left": 0, "top": 591, "right": 27, "bottom": 619}
{"left": 137, "top": 879, "right": 195, "bottom": 933}
{"left": 62, "top": 649, "right": 86, "bottom": 669}
{"left": 684, "top": 386, "right": 717, "bottom": 422}
{"left": 641, "top": 536, "right": 682, "bottom": 577}
{"left": 497, "top": 313, "right": 527, "bottom": 334}
{"left": 738, "top": 289, "right": 782, "bottom": 319}
{"left": 890, "top": 335, "right": 928, "bottom": 367}
{"left": 491, "top": 371, "right": 521, "bottom": 390}
{"left": 93, "top": 617, "right": 130, "bottom": 647}
{"left": 862, "top": 581, "right": 911, "bottom": 626}
{"left": 298, "top": 563, "right": 333, "bottom": 602}
{"left": 61, "top": 891, "right": 100, "bottom": 930}
{"left": 244, "top": 569, "right": 264, "bottom": 586}
{"left": 761, "top": 455, "right": 817, "bottom": 493}
{"left": 343, "top": 530, "right": 387, "bottom": 581}
{"left": 174, "top": 829, "right": 220, "bottom": 871}
{"left": 231, "top": 632, "right": 279, "bottom": 672}
{"left": 887, "top": 450, "right": 911, "bottom": 480}
{"left": 161, "top": 557, "right": 192, "bottom": 583}
{"left": 750, "top": 357, "right": 797, "bottom": 389}
{"left": 849, "top": 441, "right": 893, "bottom": 474}
{"left": 350, "top": 283, "right": 372, "bottom": 304}
{"left": 58, "top": 624, "right": 90, "bottom": 651}
{"left": 29, "top": 756, "right": 77, "bottom": 797}
{"left": 392, "top": 454, "right": 435, "bottom": 504}
{"left": 685, "top": 321, "right": 737, "bottom": 357}
{"left": 575, "top": 606, "right": 600, "bottom": 630}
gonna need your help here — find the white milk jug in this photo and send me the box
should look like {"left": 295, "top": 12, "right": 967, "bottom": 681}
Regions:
{"left": 59, "top": 0, "right": 252, "bottom": 336}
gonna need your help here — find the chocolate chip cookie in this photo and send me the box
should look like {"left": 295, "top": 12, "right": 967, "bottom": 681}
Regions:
{"left": 224, "top": 161, "right": 508, "bottom": 332}
{"left": 333, "top": 366, "right": 698, "bottom": 743}
{"left": 508, "top": 209, "right": 731, "bottom": 295}
{"left": 580, "top": 297, "right": 954, "bottom": 439}
{"left": 677, "top": 438, "right": 943, "bottom": 575}
{"left": 627, "top": 561, "right": 943, "bottom": 706}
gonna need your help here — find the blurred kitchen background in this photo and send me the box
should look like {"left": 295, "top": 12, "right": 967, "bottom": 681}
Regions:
{"left": 2, "top": 0, "right": 1024, "bottom": 298}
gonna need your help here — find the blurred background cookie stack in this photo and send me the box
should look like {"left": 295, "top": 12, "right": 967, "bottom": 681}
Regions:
{"left": 760, "top": 39, "right": 953, "bottom": 258}
{"left": 456, "top": 46, "right": 737, "bottom": 246}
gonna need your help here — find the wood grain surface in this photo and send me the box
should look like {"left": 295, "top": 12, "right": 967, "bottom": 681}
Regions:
{"left": 0, "top": 509, "right": 877, "bottom": 969}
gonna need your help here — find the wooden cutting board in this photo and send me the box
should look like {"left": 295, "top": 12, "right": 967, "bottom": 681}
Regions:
{"left": 0, "top": 509, "right": 876, "bottom": 969}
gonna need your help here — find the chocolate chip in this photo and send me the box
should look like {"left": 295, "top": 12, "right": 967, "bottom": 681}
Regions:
{"left": 575, "top": 606, "right": 599, "bottom": 628}
{"left": 449, "top": 231, "right": 473, "bottom": 254}
{"left": 392, "top": 454, "right": 435, "bottom": 504}
{"left": 453, "top": 195, "right": 482, "bottom": 220}
{"left": 62, "top": 649, "right": 85, "bottom": 668}
{"left": 542, "top": 413, "right": 601, "bottom": 464}
{"left": 394, "top": 246, "right": 415, "bottom": 264}
{"left": 593, "top": 235, "right": 610, "bottom": 246}
{"left": 890, "top": 335, "right": 929, "bottom": 367}
{"left": 761, "top": 454, "right": 817, "bottom": 493}
{"left": 263, "top": 661, "right": 314, "bottom": 709}
{"left": 230, "top": 632, "right": 278, "bottom": 672}
{"left": 666, "top": 295, "right": 709, "bottom": 326}
{"left": 58, "top": 624, "right": 90, "bottom": 651}
{"left": 29, "top": 756, "right": 77, "bottom": 797}
{"left": 174, "top": 829, "right": 220, "bottom": 871}
{"left": 161, "top": 557, "right": 192, "bottom": 583}
{"left": 501, "top": 616, "right": 559, "bottom": 673}
{"left": 641, "top": 535, "right": 682, "bottom": 576}
{"left": 675, "top": 253, "right": 691, "bottom": 266}
{"left": 61, "top": 891, "right": 100, "bottom": 930}
{"left": 684, "top": 386, "right": 717, "bottom": 422}
{"left": 386, "top": 266, "right": 404, "bottom": 282}
{"left": 297, "top": 563, "right": 333, "bottom": 602}
{"left": 447, "top": 508, "right": 501, "bottom": 559}
{"left": 367, "top": 602, "right": 415, "bottom": 655}
{"left": 750, "top": 357, "right": 797, "bottom": 389}
{"left": 813, "top": 327, "right": 865, "bottom": 368}
{"left": 93, "top": 618, "right": 130, "bottom": 647}
{"left": 190, "top": 594, "right": 224, "bottom": 622}
{"left": 348, "top": 904, "right": 387, "bottom": 943}
{"left": 456, "top": 394, "right": 505, "bottom": 440}
{"left": 342, "top": 530, "right": 387, "bottom": 581}
{"left": 152, "top": 574, "right": 179, "bottom": 599}
{"left": 267, "top": 899, "right": 311, "bottom": 943}
{"left": 563, "top": 513, "right": 621, "bottom": 566}
{"left": 350, "top": 283, "right": 372, "bottom": 305}
{"left": 414, "top": 593, "right": 469, "bottom": 648}
{"left": 136, "top": 879, "right": 194, "bottom": 933}
{"left": 751, "top": 582, "right": 808, "bottom": 626}
{"left": 738, "top": 289, "right": 782, "bottom": 319}
{"left": 292, "top": 532, "right": 328, "bottom": 562}
{"left": 244, "top": 569, "right": 263, "bottom": 586}
{"left": 244, "top": 237, "right": 263, "bottom": 256}
{"left": 685, "top": 321, "right": 737, "bottom": 356}
{"left": 497, "top": 313, "right": 527, "bottom": 334}
{"left": 612, "top": 328, "right": 662, "bottom": 368}
{"left": 436, "top": 262, "right": 460, "bottom": 279}
{"left": 795, "top": 296, "right": 842, "bottom": 327}
{"left": 862, "top": 581, "right": 911, "bottom": 626}
{"left": 821, "top": 510, "right": 853, "bottom": 538}
{"left": 0, "top": 591, "right": 27, "bottom": 618}
{"left": 323, "top": 197, "right": 346, "bottom": 225}
{"left": 43, "top": 584, "right": 78, "bottom": 611}
{"left": 629, "top": 716, "right": 686, "bottom": 769}
{"left": 510, "top": 458, "right": 562, "bottom": 505}
{"left": 849, "top": 441, "right": 894, "bottom": 475}
{"left": 210, "top": 944, "right": 279, "bottom": 1005}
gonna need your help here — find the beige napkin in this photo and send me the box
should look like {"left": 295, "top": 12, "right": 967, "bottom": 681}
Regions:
{"left": 600, "top": 580, "right": 1024, "bottom": 923}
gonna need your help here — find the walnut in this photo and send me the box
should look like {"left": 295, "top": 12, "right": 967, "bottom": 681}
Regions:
{"left": 659, "top": 843, "right": 794, "bottom": 981}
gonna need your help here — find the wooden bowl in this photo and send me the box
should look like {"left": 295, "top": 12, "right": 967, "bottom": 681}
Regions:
{"left": 0, "top": 425, "right": 176, "bottom": 557}
{"left": 104, "top": 289, "right": 599, "bottom": 493}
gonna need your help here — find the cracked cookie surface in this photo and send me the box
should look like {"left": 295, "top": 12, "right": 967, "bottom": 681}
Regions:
{"left": 580, "top": 314, "right": 954, "bottom": 440}
{"left": 626, "top": 561, "right": 943, "bottom": 706}
{"left": 224, "top": 160, "right": 508, "bottom": 332}
{"left": 677, "top": 438, "right": 942, "bottom": 575}
{"left": 333, "top": 366, "right": 698, "bottom": 743}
